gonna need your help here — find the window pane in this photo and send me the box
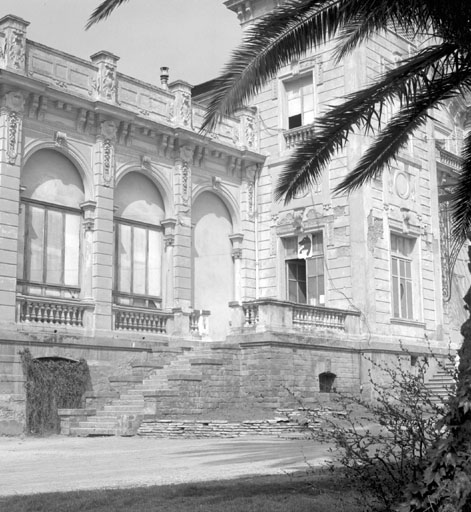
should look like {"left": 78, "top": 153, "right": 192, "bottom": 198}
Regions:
{"left": 392, "top": 276, "right": 399, "bottom": 317}
{"left": 392, "top": 257, "right": 398, "bottom": 276}
{"left": 132, "top": 227, "right": 147, "bottom": 295}
{"left": 46, "top": 210, "right": 64, "bottom": 284}
{"left": 284, "top": 237, "right": 297, "bottom": 258}
{"left": 118, "top": 224, "right": 132, "bottom": 294}
{"left": 64, "top": 214, "right": 80, "bottom": 286}
{"left": 288, "top": 113, "right": 302, "bottom": 129}
{"left": 147, "top": 230, "right": 161, "bottom": 297}
{"left": 400, "top": 280, "right": 407, "bottom": 318}
{"left": 29, "top": 206, "right": 45, "bottom": 282}
{"left": 406, "top": 280, "right": 413, "bottom": 318}
{"left": 287, "top": 96, "right": 301, "bottom": 116}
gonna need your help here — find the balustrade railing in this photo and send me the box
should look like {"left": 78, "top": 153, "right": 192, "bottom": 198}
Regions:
{"left": 189, "top": 309, "right": 210, "bottom": 337}
{"left": 232, "top": 299, "right": 360, "bottom": 334}
{"left": 283, "top": 125, "right": 316, "bottom": 149}
{"left": 242, "top": 302, "right": 259, "bottom": 327}
{"left": 436, "top": 142, "right": 462, "bottom": 171}
{"left": 292, "top": 304, "right": 347, "bottom": 331}
{"left": 113, "top": 306, "right": 172, "bottom": 334}
{"left": 17, "top": 295, "right": 93, "bottom": 327}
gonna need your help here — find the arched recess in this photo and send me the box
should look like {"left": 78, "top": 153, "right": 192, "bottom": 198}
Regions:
{"left": 192, "top": 190, "right": 234, "bottom": 340}
{"left": 115, "top": 164, "right": 174, "bottom": 219}
{"left": 22, "top": 141, "right": 93, "bottom": 201}
{"left": 18, "top": 149, "right": 85, "bottom": 294}
{"left": 113, "top": 171, "right": 166, "bottom": 308}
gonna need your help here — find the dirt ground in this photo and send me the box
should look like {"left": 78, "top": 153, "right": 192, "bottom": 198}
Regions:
{"left": 0, "top": 435, "right": 335, "bottom": 496}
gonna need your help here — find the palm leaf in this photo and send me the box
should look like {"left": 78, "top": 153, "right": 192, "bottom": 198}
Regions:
{"left": 450, "top": 132, "right": 471, "bottom": 254}
{"left": 86, "top": 0, "right": 130, "bottom": 29}
{"left": 275, "top": 44, "right": 459, "bottom": 202}
{"left": 334, "top": 66, "right": 471, "bottom": 194}
{"left": 202, "top": 0, "right": 364, "bottom": 132}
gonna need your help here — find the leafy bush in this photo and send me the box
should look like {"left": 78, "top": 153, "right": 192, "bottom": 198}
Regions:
{"left": 303, "top": 349, "right": 457, "bottom": 511}
{"left": 21, "top": 349, "right": 91, "bottom": 435}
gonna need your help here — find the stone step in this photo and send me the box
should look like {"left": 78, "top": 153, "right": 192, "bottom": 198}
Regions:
{"left": 78, "top": 420, "right": 116, "bottom": 428}
{"left": 70, "top": 427, "right": 118, "bottom": 436}
{"left": 102, "top": 405, "right": 144, "bottom": 413}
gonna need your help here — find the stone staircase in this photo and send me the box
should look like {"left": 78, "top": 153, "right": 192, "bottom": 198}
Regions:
{"left": 424, "top": 361, "right": 457, "bottom": 405}
{"left": 63, "top": 342, "right": 232, "bottom": 436}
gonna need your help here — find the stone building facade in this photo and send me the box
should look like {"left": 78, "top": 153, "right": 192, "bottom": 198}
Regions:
{"left": 0, "top": 5, "right": 466, "bottom": 434}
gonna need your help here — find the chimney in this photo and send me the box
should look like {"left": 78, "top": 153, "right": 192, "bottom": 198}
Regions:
{"left": 160, "top": 67, "right": 169, "bottom": 89}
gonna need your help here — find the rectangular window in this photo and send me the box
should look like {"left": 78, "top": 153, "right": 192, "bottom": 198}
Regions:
{"left": 284, "top": 232, "right": 325, "bottom": 305}
{"left": 391, "top": 234, "right": 414, "bottom": 319}
{"left": 18, "top": 201, "right": 81, "bottom": 288}
{"left": 285, "top": 75, "right": 315, "bottom": 129}
{"left": 114, "top": 220, "right": 162, "bottom": 301}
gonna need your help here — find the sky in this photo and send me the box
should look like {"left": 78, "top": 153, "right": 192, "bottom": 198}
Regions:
{"left": 1, "top": 0, "right": 242, "bottom": 86}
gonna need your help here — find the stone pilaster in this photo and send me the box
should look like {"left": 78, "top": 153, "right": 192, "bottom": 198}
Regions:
{"left": 230, "top": 233, "right": 244, "bottom": 303}
{"left": 173, "top": 145, "right": 194, "bottom": 309}
{"left": 91, "top": 120, "right": 117, "bottom": 330}
{"left": 240, "top": 164, "right": 258, "bottom": 300}
{"left": 0, "top": 15, "right": 29, "bottom": 73}
{"left": 161, "top": 218, "right": 177, "bottom": 309}
{"left": 0, "top": 89, "right": 25, "bottom": 324}
{"left": 80, "top": 201, "right": 97, "bottom": 301}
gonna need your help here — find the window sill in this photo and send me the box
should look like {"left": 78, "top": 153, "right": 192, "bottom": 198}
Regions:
{"left": 390, "top": 318, "right": 426, "bottom": 329}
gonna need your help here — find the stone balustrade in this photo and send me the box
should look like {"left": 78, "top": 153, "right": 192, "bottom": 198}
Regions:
{"left": 113, "top": 305, "right": 172, "bottom": 334}
{"left": 230, "top": 299, "right": 361, "bottom": 334}
{"left": 16, "top": 295, "right": 93, "bottom": 327}
{"left": 189, "top": 309, "right": 210, "bottom": 338}
{"left": 435, "top": 142, "right": 462, "bottom": 171}
{"left": 283, "top": 124, "right": 316, "bottom": 149}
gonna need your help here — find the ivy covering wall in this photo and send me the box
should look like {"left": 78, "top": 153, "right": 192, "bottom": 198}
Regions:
{"left": 20, "top": 349, "right": 90, "bottom": 435}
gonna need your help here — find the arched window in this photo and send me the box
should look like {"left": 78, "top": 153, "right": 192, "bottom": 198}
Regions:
{"left": 114, "top": 172, "right": 165, "bottom": 308}
{"left": 18, "top": 150, "right": 84, "bottom": 296}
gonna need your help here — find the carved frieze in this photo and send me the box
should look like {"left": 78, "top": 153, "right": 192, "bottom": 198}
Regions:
{"left": 99, "top": 120, "right": 117, "bottom": 187}
{"left": 6, "top": 111, "right": 20, "bottom": 165}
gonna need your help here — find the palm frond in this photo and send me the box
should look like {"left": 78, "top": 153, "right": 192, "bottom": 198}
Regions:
{"left": 202, "top": 0, "right": 360, "bottom": 132}
{"left": 334, "top": 67, "right": 471, "bottom": 194}
{"left": 275, "top": 44, "right": 459, "bottom": 202}
{"left": 86, "top": 0, "right": 129, "bottom": 29}
{"left": 450, "top": 132, "right": 471, "bottom": 254}
{"left": 334, "top": 0, "right": 434, "bottom": 61}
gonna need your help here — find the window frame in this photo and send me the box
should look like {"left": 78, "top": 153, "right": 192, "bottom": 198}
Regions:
{"left": 18, "top": 197, "right": 82, "bottom": 290}
{"left": 283, "top": 232, "right": 325, "bottom": 306}
{"left": 113, "top": 216, "right": 163, "bottom": 307}
{"left": 391, "top": 233, "right": 414, "bottom": 320}
{"left": 283, "top": 72, "right": 316, "bottom": 130}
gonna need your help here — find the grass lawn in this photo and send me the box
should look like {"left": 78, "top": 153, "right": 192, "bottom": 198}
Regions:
{"left": 0, "top": 471, "right": 362, "bottom": 512}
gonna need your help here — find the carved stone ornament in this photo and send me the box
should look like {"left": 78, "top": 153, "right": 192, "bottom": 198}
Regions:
{"left": 6, "top": 31, "right": 26, "bottom": 70}
{"left": 6, "top": 111, "right": 20, "bottom": 164}
{"left": 102, "top": 139, "right": 114, "bottom": 187}
{"left": 180, "top": 92, "right": 192, "bottom": 127}
{"left": 179, "top": 144, "right": 194, "bottom": 163}
{"left": 100, "top": 120, "right": 117, "bottom": 140}
{"left": 100, "top": 64, "right": 116, "bottom": 101}
{"left": 55, "top": 131, "right": 67, "bottom": 147}
{"left": 245, "top": 115, "right": 255, "bottom": 149}
{"left": 4, "top": 90, "right": 25, "bottom": 112}
{"left": 181, "top": 160, "right": 191, "bottom": 207}
{"left": 164, "top": 235, "right": 175, "bottom": 248}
